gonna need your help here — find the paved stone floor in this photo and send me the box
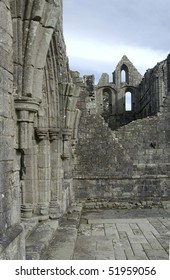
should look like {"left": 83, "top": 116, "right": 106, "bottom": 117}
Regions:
{"left": 44, "top": 208, "right": 170, "bottom": 260}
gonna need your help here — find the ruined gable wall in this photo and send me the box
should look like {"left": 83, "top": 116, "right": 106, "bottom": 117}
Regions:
{"left": 96, "top": 56, "right": 143, "bottom": 131}
{"left": 113, "top": 55, "right": 143, "bottom": 87}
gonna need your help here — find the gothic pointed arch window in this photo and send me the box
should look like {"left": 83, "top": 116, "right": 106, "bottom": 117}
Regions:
{"left": 125, "top": 91, "right": 132, "bottom": 111}
{"left": 121, "top": 69, "right": 126, "bottom": 82}
{"left": 121, "top": 64, "right": 129, "bottom": 84}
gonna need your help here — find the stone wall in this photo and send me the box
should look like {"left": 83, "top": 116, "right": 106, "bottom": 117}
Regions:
{"left": 73, "top": 81, "right": 170, "bottom": 207}
{"left": 11, "top": 0, "right": 80, "bottom": 220}
{"left": 138, "top": 57, "right": 168, "bottom": 118}
{"left": 0, "top": 0, "right": 80, "bottom": 259}
{"left": 0, "top": 0, "right": 25, "bottom": 259}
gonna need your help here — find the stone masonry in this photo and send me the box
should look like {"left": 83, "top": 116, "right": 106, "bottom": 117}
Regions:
{"left": 0, "top": 0, "right": 80, "bottom": 259}
{"left": 0, "top": 0, "right": 170, "bottom": 260}
{"left": 73, "top": 55, "right": 170, "bottom": 208}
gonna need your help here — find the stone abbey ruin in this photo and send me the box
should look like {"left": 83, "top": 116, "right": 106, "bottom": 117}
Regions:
{"left": 0, "top": 0, "right": 170, "bottom": 259}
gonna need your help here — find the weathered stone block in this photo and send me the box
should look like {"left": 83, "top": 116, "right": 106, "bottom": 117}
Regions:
{"left": 0, "top": 137, "right": 13, "bottom": 161}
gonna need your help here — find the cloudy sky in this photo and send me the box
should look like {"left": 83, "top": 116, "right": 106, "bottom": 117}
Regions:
{"left": 63, "top": 0, "right": 170, "bottom": 83}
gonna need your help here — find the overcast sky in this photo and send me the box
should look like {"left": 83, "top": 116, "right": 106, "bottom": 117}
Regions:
{"left": 63, "top": 0, "right": 170, "bottom": 83}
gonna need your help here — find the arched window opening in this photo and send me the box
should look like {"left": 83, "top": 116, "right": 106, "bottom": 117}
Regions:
{"left": 125, "top": 91, "right": 132, "bottom": 111}
{"left": 120, "top": 65, "right": 129, "bottom": 83}
{"left": 121, "top": 70, "right": 126, "bottom": 83}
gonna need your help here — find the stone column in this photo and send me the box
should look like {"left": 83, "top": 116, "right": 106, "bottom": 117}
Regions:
{"left": 61, "top": 128, "right": 73, "bottom": 213}
{"left": 49, "top": 128, "right": 61, "bottom": 219}
{"left": 15, "top": 98, "right": 40, "bottom": 219}
{"left": 36, "top": 128, "right": 51, "bottom": 221}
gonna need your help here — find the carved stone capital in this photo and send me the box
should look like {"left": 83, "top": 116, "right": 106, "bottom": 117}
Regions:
{"left": 35, "top": 128, "right": 48, "bottom": 141}
{"left": 14, "top": 97, "right": 40, "bottom": 113}
{"left": 15, "top": 97, "right": 40, "bottom": 126}
{"left": 62, "top": 128, "right": 72, "bottom": 141}
{"left": 49, "top": 128, "right": 60, "bottom": 141}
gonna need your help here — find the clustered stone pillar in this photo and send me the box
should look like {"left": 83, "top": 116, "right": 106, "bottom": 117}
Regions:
{"left": 15, "top": 98, "right": 40, "bottom": 219}
{"left": 49, "top": 128, "right": 61, "bottom": 219}
{"left": 61, "top": 128, "right": 73, "bottom": 212}
{"left": 36, "top": 128, "right": 51, "bottom": 221}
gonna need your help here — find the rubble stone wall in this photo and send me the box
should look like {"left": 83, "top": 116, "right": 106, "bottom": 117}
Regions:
{"left": 73, "top": 86, "right": 170, "bottom": 207}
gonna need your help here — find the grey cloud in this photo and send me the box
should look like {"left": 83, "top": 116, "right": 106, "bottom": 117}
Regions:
{"left": 63, "top": 0, "right": 170, "bottom": 51}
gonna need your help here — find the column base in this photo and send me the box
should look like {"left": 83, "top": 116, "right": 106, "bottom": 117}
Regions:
{"left": 49, "top": 200, "right": 61, "bottom": 219}
{"left": 37, "top": 203, "right": 49, "bottom": 221}
{"left": 21, "top": 203, "right": 33, "bottom": 219}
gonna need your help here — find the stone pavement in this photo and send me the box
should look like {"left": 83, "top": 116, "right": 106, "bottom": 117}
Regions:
{"left": 42, "top": 207, "right": 170, "bottom": 260}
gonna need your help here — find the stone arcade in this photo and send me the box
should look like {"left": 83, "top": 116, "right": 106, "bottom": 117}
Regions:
{"left": 0, "top": 0, "right": 170, "bottom": 259}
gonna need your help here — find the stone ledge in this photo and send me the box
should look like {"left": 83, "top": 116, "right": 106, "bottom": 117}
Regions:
{"left": 73, "top": 175, "right": 170, "bottom": 180}
{"left": 41, "top": 204, "right": 83, "bottom": 259}
{"left": 26, "top": 220, "right": 59, "bottom": 260}
{"left": 42, "top": 226, "right": 78, "bottom": 260}
{"left": 82, "top": 200, "right": 170, "bottom": 210}
{"left": 22, "top": 217, "right": 39, "bottom": 239}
